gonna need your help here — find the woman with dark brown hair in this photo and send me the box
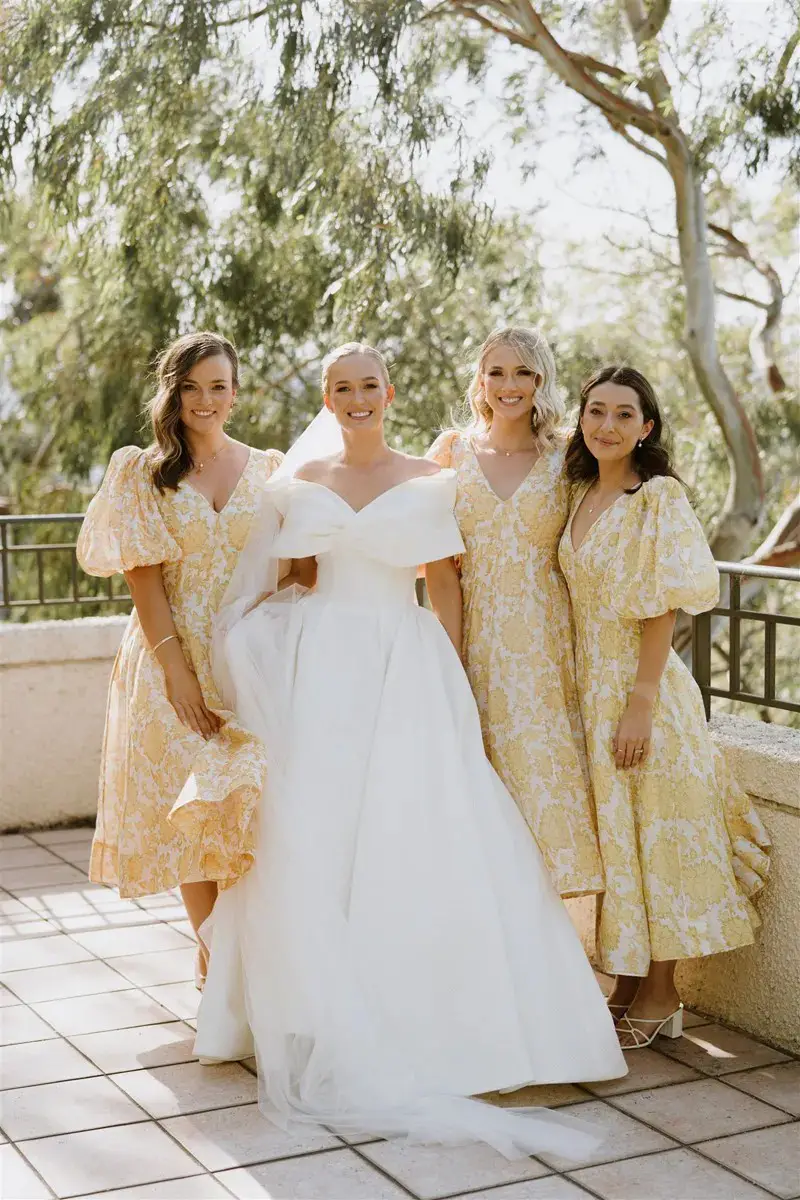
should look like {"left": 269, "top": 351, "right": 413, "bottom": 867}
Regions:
{"left": 558, "top": 365, "right": 770, "bottom": 1048}
{"left": 78, "top": 331, "right": 283, "bottom": 984}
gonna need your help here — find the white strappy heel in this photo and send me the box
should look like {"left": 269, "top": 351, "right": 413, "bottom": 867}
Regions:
{"left": 617, "top": 1004, "right": 683, "bottom": 1049}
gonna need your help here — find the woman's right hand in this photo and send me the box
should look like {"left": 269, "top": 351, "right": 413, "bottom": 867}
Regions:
{"left": 164, "top": 662, "right": 221, "bottom": 739}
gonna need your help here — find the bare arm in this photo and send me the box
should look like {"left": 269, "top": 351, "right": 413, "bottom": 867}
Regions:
{"left": 613, "top": 610, "right": 676, "bottom": 768}
{"left": 277, "top": 556, "right": 318, "bottom": 591}
{"left": 124, "top": 564, "right": 220, "bottom": 739}
{"left": 424, "top": 557, "right": 463, "bottom": 656}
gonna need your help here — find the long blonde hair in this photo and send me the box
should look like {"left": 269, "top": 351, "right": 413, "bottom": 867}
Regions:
{"left": 464, "top": 326, "right": 565, "bottom": 448}
{"left": 321, "top": 341, "right": 390, "bottom": 394}
{"left": 146, "top": 331, "right": 239, "bottom": 492}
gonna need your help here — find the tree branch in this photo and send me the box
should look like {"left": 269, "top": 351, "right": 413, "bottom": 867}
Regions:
{"left": 715, "top": 288, "right": 770, "bottom": 310}
{"left": 638, "top": 0, "right": 672, "bottom": 43}
{"left": 444, "top": 0, "right": 671, "bottom": 140}
{"left": 608, "top": 118, "right": 669, "bottom": 168}
{"left": 775, "top": 25, "right": 800, "bottom": 90}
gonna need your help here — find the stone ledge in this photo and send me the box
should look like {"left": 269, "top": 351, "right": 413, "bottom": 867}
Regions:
{"left": 0, "top": 616, "right": 129, "bottom": 667}
{"left": 710, "top": 713, "right": 800, "bottom": 811}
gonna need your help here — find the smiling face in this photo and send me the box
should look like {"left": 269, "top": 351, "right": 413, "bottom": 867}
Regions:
{"left": 580, "top": 381, "right": 654, "bottom": 465}
{"left": 324, "top": 353, "right": 395, "bottom": 432}
{"left": 178, "top": 353, "right": 237, "bottom": 439}
{"left": 481, "top": 343, "right": 541, "bottom": 425}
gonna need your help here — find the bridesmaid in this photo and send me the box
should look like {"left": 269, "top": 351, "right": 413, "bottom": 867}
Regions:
{"left": 558, "top": 364, "right": 770, "bottom": 1047}
{"left": 427, "top": 327, "right": 603, "bottom": 899}
{"left": 78, "top": 331, "right": 283, "bottom": 984}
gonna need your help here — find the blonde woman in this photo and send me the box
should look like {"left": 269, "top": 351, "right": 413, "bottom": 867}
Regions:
{"left": 78, "top": 331, "right": 283, "bottom": 984}
{"left": 427, "top": 327, "right": 603, "bottom": 900}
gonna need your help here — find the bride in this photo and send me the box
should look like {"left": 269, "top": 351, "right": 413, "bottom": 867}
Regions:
{"left": 186, "top": 342, "right": 626, "bottom": 1159}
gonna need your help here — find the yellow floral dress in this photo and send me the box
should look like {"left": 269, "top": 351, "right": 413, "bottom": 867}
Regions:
{"left": 428, "top": 430, "right": 603, "bottom": 897}
{"left": 558, "top": 475, "right": 770, "bottom": 975}
{"left": 77, "top": 445, "right": 283, "bottom": 898}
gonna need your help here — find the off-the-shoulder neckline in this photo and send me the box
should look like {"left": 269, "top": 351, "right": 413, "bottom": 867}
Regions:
{"left": 288, "top": 469, "right": 455, "bottom": 516}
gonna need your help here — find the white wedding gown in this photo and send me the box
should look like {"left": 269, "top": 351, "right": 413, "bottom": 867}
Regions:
{"left": 194, "top": 469, "right": 626, "bottom": 1159}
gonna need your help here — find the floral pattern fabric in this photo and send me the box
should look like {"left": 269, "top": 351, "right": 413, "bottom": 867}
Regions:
{"left": 77, "top": 445, "right": 283, "bottom": 897}
{"left": 427, "top": 430, "right": 603, "bottom": 897}
{"left": 558, "top": 475, "right": 770, "bottom": 974}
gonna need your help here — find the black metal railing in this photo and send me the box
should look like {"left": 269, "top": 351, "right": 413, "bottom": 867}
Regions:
{"left": 0, "top": 515, "right": 131, "bottom": 617}
{"left": 692, "top": 562, "right": 800, "bottom": 718}
{"left": 2, "top": 516, "right": 799, "bottom": 718}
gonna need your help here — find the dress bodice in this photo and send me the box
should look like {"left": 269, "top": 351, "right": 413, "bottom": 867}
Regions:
{"left": 271, "top": 471, "right": 464, "bottom": 607}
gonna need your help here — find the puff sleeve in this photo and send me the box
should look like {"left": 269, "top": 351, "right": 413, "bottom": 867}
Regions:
{"left": 426, "top": 429, "right": 459, "bottom": 468}
{"left": 604, "top": 476, "right": 719, "bottom": 619}
{"left": 77, "top": 447, "right": 182, "bottom": 577}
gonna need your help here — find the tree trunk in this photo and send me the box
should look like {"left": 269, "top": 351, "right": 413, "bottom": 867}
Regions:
{"left": 666, "top": 139, "right": 765, "bottom": 561}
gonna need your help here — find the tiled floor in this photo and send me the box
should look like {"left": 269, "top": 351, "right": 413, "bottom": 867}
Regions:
{"left": 1, "top": 827, "right": 798, "bottom": 1200}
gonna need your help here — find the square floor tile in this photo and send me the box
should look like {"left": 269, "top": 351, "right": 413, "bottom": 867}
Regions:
{"left": 15, "top": 886, "right": 137, "bottom": 919}
{"left": 659, "top": 1024, "right": 790, "bottom": 1076}
{"left": 582, "top": 1047, "right": 700, "bottom": 1097}
{"left": 362, "top": 1139, "right": 550, "bottom": 1199}
{"left": 536, "top": 1099, "right": 677, "bottom": 1170}
{"left": 452, "top": 1181, "right": 594, "bottom": 1200}
{"left": 32, "top": 988, "right": 176, "bottom": 1035}
{"left": 0, "top": 894, "right": 41, "bottom": 919}
{"left": 52, "top": 907, "right": 161, "bottom": 932}
{"left": 71, "top": 923, "right": 192, "bottom": 958}
{"left": 0, "top": 933, "right": 93, "bottom": 973}
{"left": 131, "top": 891, "right": 182, "bottom": 909}
{"left": 111, "top": 947, "right": 196, "bottom": 987}
{"left": 81, "top": 1179, "right": 231, "bottom": 1199}
{"left": 483, "top": 1084, "right": 587, "bottom": 1108}
{"left": 29, "top": 828, "right": 95, "bottom": 846}
{"left": 0, "top": 1143, "right": 54, "bottom": 1198}
{"left": 0, "top": 1004, "right": 58, "bottom": 1045}
{"left": 19, "top": 1120, "right": 203, "bottom": 1198}
{"left": 610, "top": 1076, "right": 791, "bottom": 1143}
{"left": 725, "top": 1062, "right": 800, "bottom": 1118}
{"left": 143, "top": 981, "right": 199, "bottom": 1019}
{"left": 1, "top": 1038, "right": 100, "bottom": 1089}
{"left": 0, "top": 847, "right": 63, "bottom": 870}
{"left": 162, "top": 1103, "right": 340, "bottom": 1169}
{"left": 698, "top": 1122, "right": 800, "bottom": 1199}
{"left": 0, "top": 959, "right": 129, "bottom": 1003}
{"left": 69, "top": 1020, "right": 197, "bottom": 1073}
{"left": 0, "top": 917, "right": 60, "bottom": 940}
{"left": 683, "top": 1010, "right": 714, "bottom": 1028}
{"left": 0, "top": 1074, "right": 146, "bottom": 1139}
{"left": 216, "top": 1147, "right": 409, "bottom": 1199}
{"left": 0, "top": 835, "right": 37, "bottom": 849}
{"left": 112, "top": 1060, "right": 258, "bottom": 1118}
{"left": 0, "top": 983, "right": 21, "bottom": 1006}
{"left": 2, "top": 865, "right": 88, "bottom": 892}
{"left": 570, "top": 1146, "right": 775, "bottom": 1199}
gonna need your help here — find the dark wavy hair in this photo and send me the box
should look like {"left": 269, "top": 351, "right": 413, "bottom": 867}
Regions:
{"left": 564, "top": 365, "right": 683, "bottom": 487}
{"left": 146, "top": 331, "right": 239, "bottom": 492}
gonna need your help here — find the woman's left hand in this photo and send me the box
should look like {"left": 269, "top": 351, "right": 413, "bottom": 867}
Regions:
{"left": 613, "top": 694, "right": 653, "bottom": 769}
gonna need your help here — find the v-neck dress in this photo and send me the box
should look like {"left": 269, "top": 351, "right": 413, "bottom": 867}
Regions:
{"left": 428, "top": 430, "right": 603, "bottom": 898}
{"left": 77, "top": 444, "right": 283, "bottom": 897}
{"left": 558, "top": 475, "right": 770, "bottom": 974}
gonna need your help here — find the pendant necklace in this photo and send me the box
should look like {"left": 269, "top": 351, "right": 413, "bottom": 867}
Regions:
{"left": 193, "top": 440, "right": 228, "bottom": 475}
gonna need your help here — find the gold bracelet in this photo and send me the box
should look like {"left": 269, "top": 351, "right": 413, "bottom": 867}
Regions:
{"left": 151, "top": 633, "right": 179, "bottom": 654}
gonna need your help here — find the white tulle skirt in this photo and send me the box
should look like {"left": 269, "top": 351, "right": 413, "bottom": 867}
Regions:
{"left": 194, "top": 586, "right": 625, "bottom": 1159}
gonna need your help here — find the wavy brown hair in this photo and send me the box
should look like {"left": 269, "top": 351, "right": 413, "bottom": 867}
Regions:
{"left": 146, "top": 332, "right": 239, "bottom": 492}
{"left": 564, "top": 365, "right": 684, "bottom": 488}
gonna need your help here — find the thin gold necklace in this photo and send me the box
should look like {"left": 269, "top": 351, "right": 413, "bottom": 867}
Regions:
{"left": 192, "top": 439, "right": 229, "bottom": 475}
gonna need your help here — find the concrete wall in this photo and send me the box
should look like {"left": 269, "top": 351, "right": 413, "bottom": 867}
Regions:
{"left": 677, "top": 715, "right": 800, "bottom": 1055}
{"left": 0, "top": 616, "right": 128, "bottom": 830}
